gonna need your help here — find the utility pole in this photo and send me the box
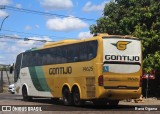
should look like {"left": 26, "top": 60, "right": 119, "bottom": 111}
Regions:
{"left": 0, "top": 67, "right": 3, "bottom": 93}
{"left": 0, "top": 15, "right": 9, "bottom": 31}
{"left": 0, "top": 15, "right": 9, "bottom": 92}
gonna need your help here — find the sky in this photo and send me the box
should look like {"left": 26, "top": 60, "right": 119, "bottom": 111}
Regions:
{"left": 0, "top": 0, "right": 110, "bottom": 65}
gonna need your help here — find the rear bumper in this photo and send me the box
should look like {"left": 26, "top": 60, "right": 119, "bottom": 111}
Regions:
{"left": 97, "top": 87, "right": 141, "bottom": 100}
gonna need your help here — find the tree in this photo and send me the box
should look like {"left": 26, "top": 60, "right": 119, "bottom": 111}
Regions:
{"left": 90, "top": 0, "right": 160, "bottom": 73}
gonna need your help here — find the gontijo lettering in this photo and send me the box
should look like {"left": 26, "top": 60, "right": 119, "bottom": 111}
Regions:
{"left": 105, "top": 55, "right": 140, "bottom": 62}
{"left": 49, "top": 66, "right": 72, "bottom": 75}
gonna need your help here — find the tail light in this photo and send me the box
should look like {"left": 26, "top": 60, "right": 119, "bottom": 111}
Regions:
{"left": 140, "top": 76, "right": 142, "bottom": 87}
{"left": 98, "top": 75, "right": 103, "bottom": 86}
{"left": 140, "top": 70, "right": 144, "bottom": 87}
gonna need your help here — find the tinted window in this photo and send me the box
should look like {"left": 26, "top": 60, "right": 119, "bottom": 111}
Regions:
{"left": 14, "top": 53, "right": 22, "bottom": 82}
{"left": 21, "top": 40, "right": 98, "bottom": 68}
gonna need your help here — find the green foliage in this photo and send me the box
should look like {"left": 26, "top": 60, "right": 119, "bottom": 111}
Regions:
{"left": 143, "top": 51, "right": 160, "bottom": 72}
{"left": 90, "top": 0, "right": 160, "bottom": 72}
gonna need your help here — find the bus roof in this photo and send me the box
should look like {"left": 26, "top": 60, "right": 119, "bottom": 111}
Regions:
{"left": 41, "top": 33, "right": 138, "bottom": 48}
{"left": 94, "top": 33, "right": 137, "bottom": 39}
{"left": 43, "top": 39, "right": 80, "bottom": 48}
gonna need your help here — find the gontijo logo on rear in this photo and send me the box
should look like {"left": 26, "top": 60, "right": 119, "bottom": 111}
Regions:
{"left": 111, "top": 41, "right": 131, "bottom": 51}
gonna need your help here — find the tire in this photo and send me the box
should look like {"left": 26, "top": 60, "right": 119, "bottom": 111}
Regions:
{"left": 22, "top": 86, "right": 32, "bottom": 101}
{"left": 11, "top": 92, "right": 15, "bottom": 94}
{"left": 62, "top": 88, "right": 73, "bottom": 105}
{"left": 73, "top": 88, "right": 83, "bottom": 106}
{"left": 108, "top": 100, "right": 119, "bottom": 106}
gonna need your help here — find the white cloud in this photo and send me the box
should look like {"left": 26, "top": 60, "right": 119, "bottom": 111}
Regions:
{"left": 0, "top": 10, "right": 8, "bottom": 18}
{"left": 0, "top": 0, "right": 10, "bottom": 18}
{"left": 46, "top": 16, "right": 88, "bottom": 31}
{"left": 40, "top": 0, "right": 73, "bottom": 10}
{"left": 0, "top": 60, "right": 5, "bottom": 64}
{"left": 15, "top": 4, "right": 22, "bottom": 8}
{"left": 35, "top": 24, "right": 40, "bottom": 29}
{"left": 16, "top": 40, "right": 35, "bottom": 48}
{"left": 0, "top": 42, "right": 7, "bottom": 50}
{"left": 83, "top": 1, "right": 106, "bottom": 12}
{"left": 17, "top": 36, "right": 52, "bottom": 47}
{"left": 24, "top": 25, "right": 32, "bottom": 31}
{"left": 0, "top": 56, "right": 4, "bottom": 59}
{"left": 0, "top": 34, "right": 53, "bottom": 64}
{"left": 78, "top": 31, "right": 93, "bottom": 39}
{"left": 0, "top": 0, "right": 11, "bottom": 5}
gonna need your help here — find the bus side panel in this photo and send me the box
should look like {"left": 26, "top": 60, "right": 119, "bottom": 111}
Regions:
{"left": 42, "top": 61, "right": 96, "bottom": 99}
{"left": 15, "top": 67, "right": 53, "bottom": 97}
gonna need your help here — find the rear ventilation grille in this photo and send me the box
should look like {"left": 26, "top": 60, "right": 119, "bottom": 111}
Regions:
{"left": 86, "top": 77, "right": 95, "bottom": 98}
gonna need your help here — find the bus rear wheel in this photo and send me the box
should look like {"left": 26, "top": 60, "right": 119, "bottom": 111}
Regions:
{"left": 62, "top": 87, "right": 73, "bottom": 105}
{"left": 73, "top": 88, "right": 83, "bottom": 106}
{"left": 22, "top": 86, "right": 32, "bottom": 101}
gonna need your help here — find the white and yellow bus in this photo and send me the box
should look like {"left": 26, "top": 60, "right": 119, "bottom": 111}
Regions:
{"left": 14, "top": 34, "right": 142, "bottom": 106}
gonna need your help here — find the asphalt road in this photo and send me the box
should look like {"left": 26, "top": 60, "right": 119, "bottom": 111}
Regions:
{"left": 0, "top": 92, "right": 160, "bottom": 112}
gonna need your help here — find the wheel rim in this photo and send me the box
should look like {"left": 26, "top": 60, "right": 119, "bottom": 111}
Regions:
{"left": 73, "top": 90, "right": 80, "bottom": 105}
{"left": 64, "top": 92, "right": 69, "bottom": 103}
{"left": 65, "top": 91, "right": 69, "bottom": 100}
{"left": 23, "top": 88, "right": 27, "bottom": 98}
{"left": 63, "top": 88, "right": 72, "bottom": 105}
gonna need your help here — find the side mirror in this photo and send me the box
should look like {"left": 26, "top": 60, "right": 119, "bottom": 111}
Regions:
{"left": 10, "top": 64, "right": 14, "bottom": 74}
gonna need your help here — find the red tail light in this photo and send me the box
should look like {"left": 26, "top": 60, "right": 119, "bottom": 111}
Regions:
{"left": 140, "top": 76, "right": 142, "bottom": 87}
{"left": 98, "top": 75, "right": 103, "bottom": 86}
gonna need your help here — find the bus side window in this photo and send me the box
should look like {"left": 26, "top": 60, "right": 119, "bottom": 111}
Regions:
{"left": 79, "top": 43, "right": 87, "bottom": 61}
{"left": 50, "top": 48, "right": 56, "bottom": 64}
{"left": 88, "top": 41, "right": 98, "bottom": 60}
{"left": 48, "top": 54, "right": 54, "bottom": 65}
{"left": 31, "top": 52, "right": 36, "bottom": 66}
{"left": 42, "top": 54, "right": 47, "bottom": 65}
{"left": 74, "top": 57, "right": 78, "bottom": 62}
{"left": 41, "top": 49, "right": 52, "bottom": 65}
{"left": 61, "top": 46, "right": 67, "bottom": 63}
{"left": 35, "top": 52, "right": 40, "bottom": 66}
{"left": 14, "top": 53, "right": 22, "bottom": 83}
{"left": 66, "top": 45, "right": 74, "bottom": 62}
{"left": 55, "top": 47, "right": 61, "bottom": 64}
{"left": 89, "top": 53, "right": 93, "bottom": 60}
{"left": 10, "top": 64, "right": 14, "bottom": 74}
